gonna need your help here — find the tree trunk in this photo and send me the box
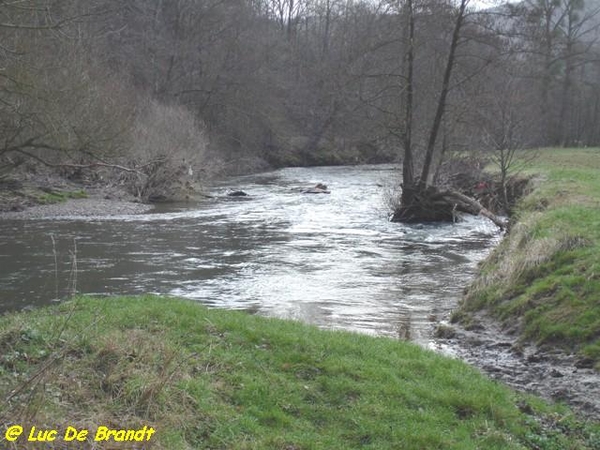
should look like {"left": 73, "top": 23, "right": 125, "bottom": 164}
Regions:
{"left": 401, "top": 0, "right": 415, "bottom": 206}
{"left": 393, "top": 185, "right": 456, "bottom": 223}
{"left": 395, "top": 0, "right": 481, "bottom": 225}
{"left": 418, "top": 0, "right": 468, "bottom": 188}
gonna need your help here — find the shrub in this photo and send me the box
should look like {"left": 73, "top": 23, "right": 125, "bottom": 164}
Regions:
{"left": 122, "top": 100, "right": 210, "bottom": 202}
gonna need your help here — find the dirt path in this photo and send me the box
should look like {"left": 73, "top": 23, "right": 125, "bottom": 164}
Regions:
{"left": 434, "top": 314, "right": 600, "bottom": 421}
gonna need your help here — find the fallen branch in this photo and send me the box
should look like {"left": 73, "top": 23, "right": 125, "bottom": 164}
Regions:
{"left": 391, "top": 185, "right": 507, "bottom": 230}
{"left": 439, "top": 189, "right": 508, "bottom": 230}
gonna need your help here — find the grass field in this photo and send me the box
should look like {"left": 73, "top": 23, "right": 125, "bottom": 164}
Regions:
{"left": 457, "top": 148, "right": 600, "bottom": 367}
{"left": 1, "top": 296, "right": 598, "bottom": 449}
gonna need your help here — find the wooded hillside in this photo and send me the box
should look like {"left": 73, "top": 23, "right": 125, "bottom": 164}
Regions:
{"left": 1, "top": 0, "right": 599, "bottom": 198}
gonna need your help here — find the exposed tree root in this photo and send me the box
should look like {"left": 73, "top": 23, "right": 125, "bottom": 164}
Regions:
{"left": 391, "top": 185, "right": 507, "bottom": 230}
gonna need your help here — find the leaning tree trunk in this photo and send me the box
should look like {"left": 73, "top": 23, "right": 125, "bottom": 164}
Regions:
{"left": 401, "top": 0, "right": 415, "bottom": 199}
{"left": 418, "top": 0, "right": 468, "bottom": 189}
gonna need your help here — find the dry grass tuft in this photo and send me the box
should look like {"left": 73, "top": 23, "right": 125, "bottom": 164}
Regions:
{"left": 465, "top": 212, "right": 591, "bottom": 306}
{"left": 1, "top": 321, "right": 197, "bottom": 449}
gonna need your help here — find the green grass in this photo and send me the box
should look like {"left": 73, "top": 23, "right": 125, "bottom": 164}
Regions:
{"left": 1, "top": 296, "right": 598, "bottom": 449}
{"left": 37, "top": 189, "right": 88, "bottom": 204}
{"left": 457, "top": 148, "right": 600, "bottom": 367}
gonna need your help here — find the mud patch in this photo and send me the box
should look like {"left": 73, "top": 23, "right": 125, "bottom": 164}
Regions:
{"left": 434, "top": 313, "right": 600, "bottom": 420}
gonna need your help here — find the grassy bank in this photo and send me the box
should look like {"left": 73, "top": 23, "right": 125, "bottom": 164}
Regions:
{"left": 456, "top": 148, "right": 600, "bottom": 368}
{"left": 1, "top": 296, "right": 598, "bottom": 449}
{"left": 0, "top": 177, "right": 88, "bottom": 212}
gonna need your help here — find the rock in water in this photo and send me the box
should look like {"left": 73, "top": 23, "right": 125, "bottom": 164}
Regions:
{"left": 227, "top": 190, "right": 249, "bottom": 197}
{"left": 302, "top": 183, "right": 330, "bottom": 194}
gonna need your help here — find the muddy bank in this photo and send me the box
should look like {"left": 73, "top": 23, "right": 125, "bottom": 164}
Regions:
{"left": 435, "top": 314, "right": 600, "bottom": 420}
{"left": 438, "top": 150, "right": 600, "bottom": 422}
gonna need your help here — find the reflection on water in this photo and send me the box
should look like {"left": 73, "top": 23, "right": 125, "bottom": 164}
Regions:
{"left": 0, "top": 165, "right": 501, "bottom": 345}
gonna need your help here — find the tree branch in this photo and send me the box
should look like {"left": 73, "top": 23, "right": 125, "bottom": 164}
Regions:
{"left": 13, "top": 148, "right": 152, "bottom": 175}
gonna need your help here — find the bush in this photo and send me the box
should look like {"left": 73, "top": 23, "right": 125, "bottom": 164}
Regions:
{"left": 122, "top": 100, "right": 210, "bottom": 202}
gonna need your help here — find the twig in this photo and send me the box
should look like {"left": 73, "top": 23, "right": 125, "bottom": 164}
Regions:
{"left": 67, "top": 238, "right": 78, "bottom": 298}
{"left": 4, "top": 350, "right": 65, "bottom": 404}
{"left": 50, "top": 234, "right": 59, "bottom": 301}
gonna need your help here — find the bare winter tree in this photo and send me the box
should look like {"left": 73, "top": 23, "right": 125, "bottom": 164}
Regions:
{"left": 0, "top": 0, "right": 136, "bottom": 177}
{"left": 2, "top": 0, "right": 599, "bottom": 201}
{"left": 512, "top": 0, "right": 600, "bottom": 146}
{"left": 475, "top": 71, "right": 537, "bottom": 213}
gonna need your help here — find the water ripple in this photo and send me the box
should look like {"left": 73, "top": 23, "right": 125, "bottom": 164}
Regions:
{"left": 0, "top": 164, "right": 501, "bottom": 344}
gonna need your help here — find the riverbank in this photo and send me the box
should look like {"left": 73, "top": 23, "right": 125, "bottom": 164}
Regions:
{"left": 0, "top": 197, "right": 154, "bottom": 220}
{"left": 444, "top": 147, "right": 600, "bottom": 415}
{"left": 0, "top": 173, "right": 154, "bottom": 219}
{"left": 1, "top": 295, "right": 598, "bottom": 449}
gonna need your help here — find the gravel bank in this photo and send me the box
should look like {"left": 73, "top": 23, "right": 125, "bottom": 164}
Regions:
{"left": 0, "top": 197, "right": 154, "bottom": 220}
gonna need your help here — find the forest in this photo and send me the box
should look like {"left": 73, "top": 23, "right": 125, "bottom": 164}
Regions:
{"left": 1, "top": 0, "right": 599, "bottom": 203}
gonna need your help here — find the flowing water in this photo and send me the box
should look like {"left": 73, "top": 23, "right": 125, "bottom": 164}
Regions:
{"left": 0, "top": 165, "right": 501, "bottom": 346}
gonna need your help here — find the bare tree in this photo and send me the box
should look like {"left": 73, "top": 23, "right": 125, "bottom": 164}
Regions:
{"left": 0, "top": 0, "right": 139, "bottom": 178}
{"left": 391, "top": 0, "right": 508, "bottom": 227}
{"left": 512, "top": 0, "right": 600, "bottom": 146}
{"left": 476, "top": 73, "right": 537, "bottom": 213}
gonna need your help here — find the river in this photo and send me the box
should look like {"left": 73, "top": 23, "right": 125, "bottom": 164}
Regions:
{"left": 0, "top": 165, "right": 501, "bottom": 346}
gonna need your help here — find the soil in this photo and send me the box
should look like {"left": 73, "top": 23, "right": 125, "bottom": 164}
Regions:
{"left": 434, "top": 313, "right": 600, "bottom": 421}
